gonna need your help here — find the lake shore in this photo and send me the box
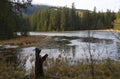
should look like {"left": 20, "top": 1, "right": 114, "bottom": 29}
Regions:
{"left": 35, "top": 29, "right": 120, "bottom": 33}
{"left": 69, "top": 29, "right": 120, "bottom": 32}
{"left": 0, "top": 29, "right": 120, "bottom": 47}
{"left": 91, "top": 29, "right": 120, "bottom": 32}
{"left": 0, "top": 35, "right": 54, "bottom": 47}
{"left": 0, "top": 30, "right": 120, "bottom": 79}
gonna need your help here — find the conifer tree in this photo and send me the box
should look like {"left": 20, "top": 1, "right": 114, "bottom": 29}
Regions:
{"left": 114, "top": 10, "right": 120, "bottom": 29}
{"left": 0, "top": 0, "right": 32, "bottom": 39}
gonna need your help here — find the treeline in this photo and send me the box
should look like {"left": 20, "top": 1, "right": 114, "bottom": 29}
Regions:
{"left": 0, "top": 0, "right": 31, "bottom": 39}
{"left": 29, "top": 4, "right": 116, "bottom": 31}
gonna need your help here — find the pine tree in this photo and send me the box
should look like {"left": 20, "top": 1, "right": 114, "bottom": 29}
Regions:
{"left": 0, "top": 0, "right": 32, "bottom": 39}
{"left": 60, "top": 7, "right": 67, "bottom": 31}
{"left": 114, "top": 10, "right": 120, "bottom": 29}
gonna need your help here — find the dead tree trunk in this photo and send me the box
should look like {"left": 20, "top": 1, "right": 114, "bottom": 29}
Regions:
{"left": 35, "top": 48, "right": 48, "bottom": 78}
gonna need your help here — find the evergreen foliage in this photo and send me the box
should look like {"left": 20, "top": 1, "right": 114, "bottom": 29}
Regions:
{"left": 114, "top": 10, "right": 120, "bottom": 29}
{"left": 0, "top": 0, "right": 32, "bottom": 39}
{"left": 29, "top": 5, "right": 116, "bottom": 31}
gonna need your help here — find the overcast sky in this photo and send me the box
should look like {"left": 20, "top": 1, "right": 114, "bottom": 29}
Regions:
{"left": 32, "top": 0, "right": 120, "bottom": 12}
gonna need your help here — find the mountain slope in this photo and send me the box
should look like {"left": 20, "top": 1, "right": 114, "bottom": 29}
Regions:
{"left": 22, "top": 5, "right": 58, "bottom": 15}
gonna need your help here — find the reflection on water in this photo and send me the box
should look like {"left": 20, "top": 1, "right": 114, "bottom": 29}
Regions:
{"left": 18, "top": 35, "right": 120, "bottom": 70}
{"left": 0, "top": 31, "right": 120, "bottom": 71}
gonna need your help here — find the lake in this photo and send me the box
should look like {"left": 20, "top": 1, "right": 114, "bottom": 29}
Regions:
{"left": 0, "top": 31, "right": 120, "bottom": 71}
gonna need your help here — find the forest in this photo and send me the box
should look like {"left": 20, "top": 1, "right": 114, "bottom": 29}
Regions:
{"left": 0, "top": 1, "right": 120, "bottom": 38}
{"left": 1, "top": 1, "right": 120, "bottom": 79}
{"left": 0, "top": 0, "right": 31, "bottom": 39}
{"left": 28, "top": 3, "right": 118, "bottom": 32}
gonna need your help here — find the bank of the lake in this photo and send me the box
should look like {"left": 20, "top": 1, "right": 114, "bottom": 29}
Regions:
{"left": 0, "top": 29, "right": 120, "bottom": 47}
{"left": 0, "top": 35, "right": 54, "bottom": 47}
{"left": 91, "top": 29, "right": 120, "bottom": 32}
{"left": 0, "top": 30, "right": 120, "bottom": 79}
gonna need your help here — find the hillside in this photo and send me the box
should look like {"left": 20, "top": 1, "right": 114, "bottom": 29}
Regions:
{"left": 22, "top": 4, "right": 90, "bottom": 15}
{"left": 22, "top": 5, "right": 58, "bottom": 15}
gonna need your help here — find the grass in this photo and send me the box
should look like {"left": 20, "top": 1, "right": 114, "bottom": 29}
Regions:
{"left": 0, "top": 36, "right": 120, "bottom": 79}
{"left": 0, "top": 36, "right": 53, "bottom": 47}
{"left": 0, "top": 52, "right": 120, "bottom": 79}
{"left": 43, "top": 56, "right": 120, "bottom": 79}
{"left": 0, "top": 61, "right": 26, "bottom": 79}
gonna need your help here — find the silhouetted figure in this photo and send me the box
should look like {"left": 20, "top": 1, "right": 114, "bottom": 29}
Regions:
{"left": 35, "top": 48, "right": 48, "bottom": 78}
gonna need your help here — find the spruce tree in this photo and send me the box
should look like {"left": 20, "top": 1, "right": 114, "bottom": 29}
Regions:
{"left": 114, "top": 10, "right": 120, "bottom": 29}
{"left": 0, "top": 0, "right": 32, "bottom": 39}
